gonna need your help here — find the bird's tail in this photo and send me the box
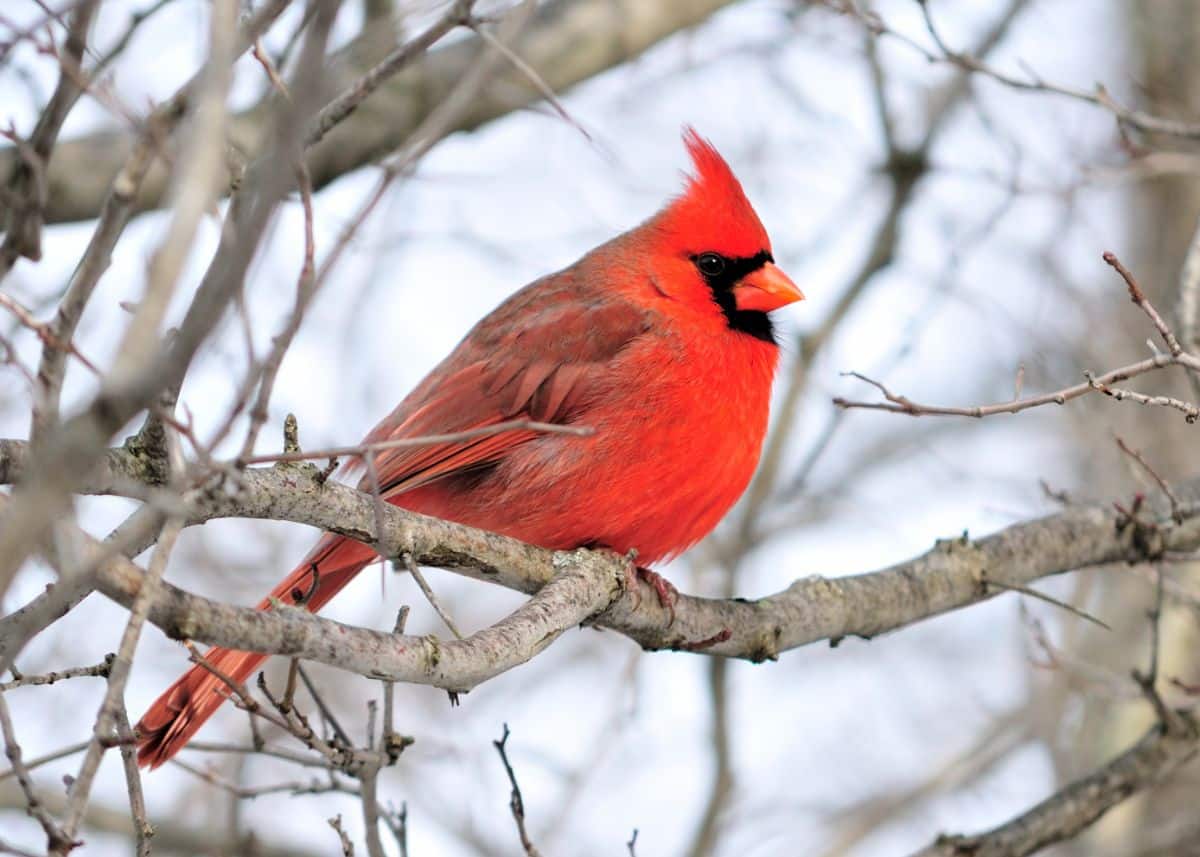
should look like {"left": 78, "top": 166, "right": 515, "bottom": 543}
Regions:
{"left": 134, "top": 533, "right": 376, "bottom": 769}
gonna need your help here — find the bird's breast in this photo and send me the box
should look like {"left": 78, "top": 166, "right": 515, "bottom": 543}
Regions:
{"left": 400, "top": 329, "right": 779, "bottom": 565}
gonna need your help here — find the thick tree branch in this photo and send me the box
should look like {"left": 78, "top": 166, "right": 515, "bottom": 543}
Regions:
{"left": 90, "top": 518, "right": 624, "bottom": 692}
{"left": 188, "top": 462, "right": 1200, "bottom": 661}
{"left": 4, "top": 440, "right": 1197, "bottom": 674}
{"left": 0, "top": 0, "right": 740, "bottom": 226}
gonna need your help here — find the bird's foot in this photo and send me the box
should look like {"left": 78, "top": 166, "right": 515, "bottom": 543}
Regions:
{"left": 636, "top": 566, "right": 678, "bottom": 627}
{"left": 621, "top": 556, "right": 643, "bottom": 612}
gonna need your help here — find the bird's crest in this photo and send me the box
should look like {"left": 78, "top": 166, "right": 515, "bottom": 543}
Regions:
{"left": 658, "top": 128, "right": 771, "bottom": 258}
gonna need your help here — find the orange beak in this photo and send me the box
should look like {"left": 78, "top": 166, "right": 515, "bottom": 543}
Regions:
{"left": 732, "top": 262, "right": 804, "bottom": 312}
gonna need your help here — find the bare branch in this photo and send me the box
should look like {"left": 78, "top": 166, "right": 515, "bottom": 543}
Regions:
{"left": 494, "top": 725, "right": 542, "bottom": 857}
{"left": 0, "top": 776, "right": 326, "bottom": 856}
{"left": 837, "top": 254, "right": 1200, "bottom": 422}
{"left": 401, "top": 553, "right": 464, "bottom": 640}
{"left": 911, "top": 717, "right": 1200, "bottom": 857}
{"left": 2, "top": 434, "right": 1195, "bottom": 682}
{"left": 58, "top": 517, "right": 183, "bottom": 850}
{"left": 107, "top": 0, "right": 239, "bottom": 388}
{"left": 239, "top": 420, "right": 592, "bottom": 467}
{"left": 909, "top": 0, "right": 1200, "bottom": 141}
{"left": 0, "top": 0, "right": 337, "bottom": 602}
{"left": 0, "top": 693, "right": 75, "bottom": 853}
{"left": 1117, "top": 437, "right": 1184, "bottom": 522}
{"left": 1, "top": 0, "right": 743, "bottom": 225}
{"left": 307, "top": 0, "right": 475, "bottom": 147}
{"left": 0, "top": 0, "right": 99, "bottom": 274}
{"left": 30, "top": 0, "right": 294, "bottom": 439}
{"left": 328, "top": 814, "right": 354, "bottom": 856}
{"left": 0, "top": 654, "right": 112, "bottom": 691}
{"left": 1103, "top": 251, "right": 1184, "bottom": 356}
{"left": 113, "top": 707, "right": 153, "bottom": 857}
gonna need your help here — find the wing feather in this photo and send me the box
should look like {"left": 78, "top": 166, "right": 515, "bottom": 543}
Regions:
{"left": 355, "top": 280, "right": 651, "bottom": 499}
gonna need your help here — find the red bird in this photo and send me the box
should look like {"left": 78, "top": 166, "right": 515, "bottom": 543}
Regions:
{"left": 135, "top": 130, "right": 803, "bottom": 768}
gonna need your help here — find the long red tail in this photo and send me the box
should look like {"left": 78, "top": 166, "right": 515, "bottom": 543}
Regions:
{"left": 134, "top": 533, "right": 376, "bottom": 768}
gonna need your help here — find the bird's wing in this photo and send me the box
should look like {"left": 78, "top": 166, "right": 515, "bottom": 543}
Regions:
{"left": 357, "top": 286, "right": 651, "bottom": 499}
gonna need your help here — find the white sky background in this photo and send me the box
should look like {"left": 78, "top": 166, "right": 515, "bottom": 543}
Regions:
{"left": 0, "top": 0, "right": 1148, "bottom": 854}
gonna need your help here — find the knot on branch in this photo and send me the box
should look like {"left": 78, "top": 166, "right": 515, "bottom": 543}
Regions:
{"left": 420, "top": 634, "right": 443, "bottom": 671}
{"left": 931, "top": 832, "right": 982, "bottom": 855}
{"left": 383, "top": 731, "right": 415, "bottom": 762}
{"left": 120, "top": 428, "right": 171, "bottom": 486}
{"left": 282, "top": 412, "right": 301, "bottom": 456}
{"left": 884, "top": 146, "right": 928, "bottom": 187}
{"left": 932, "top": 531, "right": 988, "bottom": 595}
{"left": 933, "top": 530, "right": 973, "bottom": 553}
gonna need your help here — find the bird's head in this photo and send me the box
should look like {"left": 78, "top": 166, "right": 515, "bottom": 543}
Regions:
{"left": 648, "top": 128, "right": 803, "bottom": 342}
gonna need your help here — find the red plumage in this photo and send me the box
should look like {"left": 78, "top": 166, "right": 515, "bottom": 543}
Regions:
{"left": 135, "top": 130, "right": 803, "bottom": 768}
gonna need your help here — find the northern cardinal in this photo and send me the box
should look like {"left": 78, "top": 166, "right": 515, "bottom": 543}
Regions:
{"left": 135, "top": 130, "right": 803, "bottom": 768}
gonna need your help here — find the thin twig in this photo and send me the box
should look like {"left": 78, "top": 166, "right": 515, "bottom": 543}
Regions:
{"left": 838, "top": 254, "right": 1200, "bottom": 421}
{"left": 218, "top": 48, "right": 318, "bottom": 461}
{"left": 1116, "top": 437, "right": 1183, "bottom": 523}
{"left": 401, "top": 553, "right": 464, "bottom": 640}
{"left": 239, "top": 419, "right": 592, "bottom": 466}
{"left": 0, "top": 292, "right": 100, "bottom": 375}
{"left": 0, "top": 692, "right": 75, "bottom": 852}
{"left": 1087, "top": 372, "right": 1200, "bottom": 423}
{"left": 185, "top": 642, "right": 285, "bottom": 732}
{"left": 1103, "top": 251, "right": 1183, "bottom": 355}
{"left": 59, "top": 517, "right": 183, "bottom": 848}
{"left": 381, "top": 607, "right": 409, "bottom": 761}
{"left": 296, "top": 665, "right": 352, "bottom": 747}
{"left": 306, "top": 0, "right": 476, "bottom": 147}
{"left": 328, "top": 814, "right": 355, "bottom": 856}
{"left": 0, "top": 654, "right": 113, "bottom": 691}
{"left": 0, "top": 739, "right": 88, "bottom": 782}
{"left": 897, "top": 0, "right": 1200, "bottom": 141}
{"left": 468, "top": 11, "right": 591, "bottom": 141}
{"left": 114, "top": 705, "right": 153, "bottom": 856}
{"left": 835, "top": 358, "right": 1164, "bottom": 417}
{"left": 184, "top": 740, "right": 335, "bottom": 769}
{"left": 493, "top": 724, "right": 542, "bottom": 857}
{"left": 983, "top": 580, "right": 1110, "bottom": 631}
{"left": 1132, "top": 565, "right": 1176, "bottom": 729}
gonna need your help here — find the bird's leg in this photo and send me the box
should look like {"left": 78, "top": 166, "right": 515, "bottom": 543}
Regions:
{"left": 636, "top": 567, "right": 678, "bottom": 627}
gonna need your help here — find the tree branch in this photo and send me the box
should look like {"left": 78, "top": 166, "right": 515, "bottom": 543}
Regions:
{"left": 3, "top": 440, "right": 1197, "bottom": 675}
{"left": 0, "top": 782, "right": 325, "bottom": 857}
{"left": 911, "top": 717, "right": 1200, "bottom": 857}
{"left": 0, "top": 0, "right": 337, "bottom": 602}
{"left": 0, "top": 0, "right": 99, "bottom": 273}
{"left": 0, "top": 0, "right": 742, "bottom": 225}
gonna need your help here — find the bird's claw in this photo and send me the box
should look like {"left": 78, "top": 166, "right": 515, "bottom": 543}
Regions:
{"left": 636, "top": 566, "right": 678, "bottom": 627}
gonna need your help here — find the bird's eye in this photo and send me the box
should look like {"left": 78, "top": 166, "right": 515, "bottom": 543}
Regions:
{"left": 696, "top": 253, "right": 726, "bottom": 277}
